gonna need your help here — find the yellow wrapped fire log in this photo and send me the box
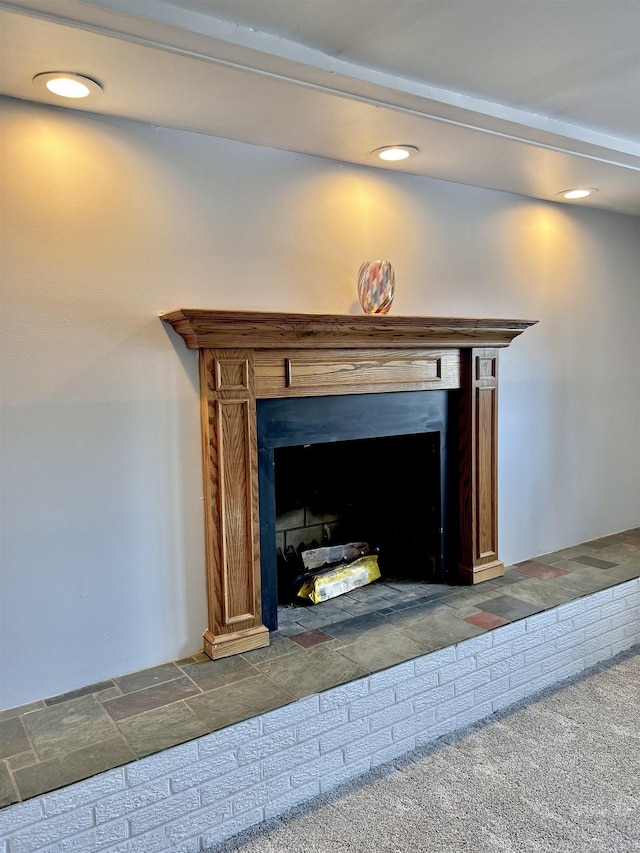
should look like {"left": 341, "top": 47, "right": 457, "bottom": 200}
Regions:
{"left": 296, "top": 555, "right": 381, "bottom": 604}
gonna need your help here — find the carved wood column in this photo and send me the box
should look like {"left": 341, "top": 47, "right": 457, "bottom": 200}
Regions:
{"left": 199, "top": 348, "right": 269, "bottom": 658}
{"left": 458, "top": 347, "right": 503, "bottom": 583}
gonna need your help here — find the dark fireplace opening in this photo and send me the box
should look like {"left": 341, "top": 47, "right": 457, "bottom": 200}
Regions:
{"left": 274, "top": 433, "right": 442, "bottom": 606}
{"left": 258, "top": 390, "right": 458, "bottom": 631}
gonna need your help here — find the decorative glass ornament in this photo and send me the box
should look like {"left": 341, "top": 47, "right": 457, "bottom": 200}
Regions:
{"left": 357, "top": 260, "right": 395, "bottom": 314}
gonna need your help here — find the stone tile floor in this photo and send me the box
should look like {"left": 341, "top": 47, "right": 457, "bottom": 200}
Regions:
{"left": 1, "top": 529, "right": 638, "bottom": 808}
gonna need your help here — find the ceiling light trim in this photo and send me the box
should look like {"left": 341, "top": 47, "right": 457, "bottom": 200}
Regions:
{"left": 558, "top": 188, "right": 599, "bottom": 200}
{"left": 373, "top": 145, "right": 419, "bottom": 161}
{"left": 33, "top": 71, "right": 103, "bottom": 98}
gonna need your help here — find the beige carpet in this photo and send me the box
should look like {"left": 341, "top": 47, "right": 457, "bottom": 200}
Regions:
{"left": 208, "top": 649, "right": 640, "bottom": 853}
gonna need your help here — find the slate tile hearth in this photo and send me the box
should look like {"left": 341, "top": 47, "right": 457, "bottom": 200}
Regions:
{"left": 289, "top": 629, "right": 334, "bottom": 648}
{"left": 511, "top": 561, "right": 572, "bottom": 581}
{"left": 476, "top": 594, "right": 544, "bottom": 622}
{"left": 573, "top": 554, "right": 619, "bottom": 570}
{"left": 1, "top": 529, "right": 639, "bottom": 808}
{"left": 463, "top": 611, "right": 510, "bottom": 630}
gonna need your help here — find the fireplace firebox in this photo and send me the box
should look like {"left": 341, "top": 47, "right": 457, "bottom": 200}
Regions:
{"left": 161, "top": 310, "right": 536, "bottom": 660}
{"left": 257, "top": 391, "right": 452, "bottom": 630}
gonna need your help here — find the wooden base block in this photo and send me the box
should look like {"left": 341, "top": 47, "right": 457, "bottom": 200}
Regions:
{"left": 458, "top": 560, "right": 505, "bottom": 585}
{"left": 203, "top": 625, "right": 269, "bottom": 660}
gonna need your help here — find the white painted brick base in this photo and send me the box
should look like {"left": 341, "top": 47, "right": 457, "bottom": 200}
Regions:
{"left": 1, "top": 579, "right": 638, "bottom": 853}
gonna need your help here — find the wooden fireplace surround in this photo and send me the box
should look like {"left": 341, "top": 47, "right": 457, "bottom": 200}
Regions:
{"left": 161, "top": 310, "right": 536, "bottom": 660}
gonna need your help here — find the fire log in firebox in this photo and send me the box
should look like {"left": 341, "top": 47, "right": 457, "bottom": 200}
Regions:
{"left": 295, "top": 542, "right": 380, "bottom": 604}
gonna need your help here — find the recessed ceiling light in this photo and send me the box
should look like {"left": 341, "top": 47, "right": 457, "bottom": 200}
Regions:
{"left": 33, "top": 72, "right": 103, "bottom": 99}
{"left": 559, "top": 188, "right": 598, "bottom": 200}
{"left": 372, "top": 145, "right": 419, "bottom": 162}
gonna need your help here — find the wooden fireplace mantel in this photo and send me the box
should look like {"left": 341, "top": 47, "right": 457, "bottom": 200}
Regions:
{"left": 161, "top": 310, "right": 537, "bottom": 660}
{"left": 161, "top": 309, "right": 534, "bottom": 350}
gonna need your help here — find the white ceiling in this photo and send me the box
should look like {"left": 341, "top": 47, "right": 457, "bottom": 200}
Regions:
{"left": 2, "top": 0, "right": 639, "bottom": 215}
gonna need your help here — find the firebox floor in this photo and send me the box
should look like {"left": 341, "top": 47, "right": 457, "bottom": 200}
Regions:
{"left": 2, "top": 530, "right": 639, "bottom": 808}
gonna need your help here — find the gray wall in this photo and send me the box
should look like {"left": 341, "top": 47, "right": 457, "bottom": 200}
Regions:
{"left": 1, "top": 97, "right": 638, "bottom": 709}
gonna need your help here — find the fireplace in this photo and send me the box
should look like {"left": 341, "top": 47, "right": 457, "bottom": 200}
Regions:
{"left": 257, "top": 390, "right": 451, "bottom": 630}
{"left": 161, "top": 310, "right": 536, "bottom": 660}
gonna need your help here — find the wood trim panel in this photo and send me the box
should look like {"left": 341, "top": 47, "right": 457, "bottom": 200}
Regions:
{"left": 215, "top": 357, "right": 250, "bottom": 392}
{"left": 162, "top": 310, "right": 536, "bottom": 350}
{"left": 475, "top": 385, "right": 498, "bottom": 560}
{"left": 199, "top": 349, "right": 266, "bottom": 653}
{"left": 216, "top": 398, "right": 256, "bottom": 624}
{"left": 459, "top": 348, "right": 502, "bottom": 583}
{"left": 286, "top": 354, "right": 443, "bottom": 388}
{"left": 254, "top": 349, "right": 460, "bottom": 398}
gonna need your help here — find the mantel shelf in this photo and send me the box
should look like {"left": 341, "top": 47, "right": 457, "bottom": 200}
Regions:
{"left": 160, "top": 309, "right": 537, "bottom": 350}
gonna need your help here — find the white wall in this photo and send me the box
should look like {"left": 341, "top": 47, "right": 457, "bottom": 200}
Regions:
{"left": 1, "top": 96, "right": 638, "bottom": 709}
